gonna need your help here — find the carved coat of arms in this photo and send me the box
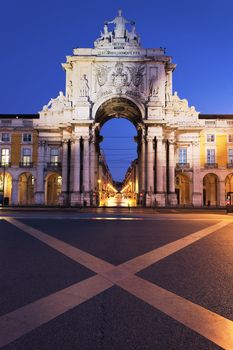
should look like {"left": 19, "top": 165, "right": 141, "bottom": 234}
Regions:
{"left": 111, "top": 62, "right": 130, "bottom": 87}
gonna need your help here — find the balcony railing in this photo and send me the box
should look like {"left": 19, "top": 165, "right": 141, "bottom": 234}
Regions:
{"left": 0, "top": 162, "right": 11, "bottom": 168}
{"left": 46, "top": 162, "right": 61, "bottom": 170}
{"left": 204, "top": 163, "right": 218, "bottom": 169}
{"left": 176, "top": 162, "right": 190, "bottom": 170}
{"left": 227, "top": 163, "right": 233, "bottom": 168}
{"left": 19, "top": 162, "right": 33, "bottom": 168}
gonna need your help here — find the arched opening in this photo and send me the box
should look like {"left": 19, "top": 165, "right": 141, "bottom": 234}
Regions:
{"left": 46, "top": 173, "right": 62, "bottom": 205}
{"left": 225, "top": 173, "right": 233, "bottom": 204}
{"left": 0, "top": 171, "right": 12, "bottom": 205}
{"left": 203, "top": 173, "right": 218, "bottom": 206}
{"left": 95, "top": 97, "right": 142, "bottom": 207}
{"left": 175, "top": 173, "right": 191, "bottom": 205}
{"left": 18, "top": 172, "right": 35, "bottom": 205}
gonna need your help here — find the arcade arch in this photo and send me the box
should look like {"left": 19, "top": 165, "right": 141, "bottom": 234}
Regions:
{"left": 18, "top": 172, "right": 35, "bottom": 205}
{"left": 225, "top": 173, "right": 233, "bottom": 204}
{"left": 45, "top": 173, "right": 62, "bottom": 205}
{"left": 175, "top": 173, "right": 191, "bottom": 205}
{"left": 0, "top": 171, "right": 12, "bottom": 205}
{"left": 203, "top": 173, "right": 218, "bottom": 206}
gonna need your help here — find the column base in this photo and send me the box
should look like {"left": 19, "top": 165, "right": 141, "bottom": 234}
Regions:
{"left": 70, "top": 192, "right": 92, "bottom": 206}
{"left": 58, "top": 192, "right": 69, "bottom": 206}
{"left": 70, "top": 192, "right": 82, "bottom": 206}
{"left": 167, "top": 192, "right": 178, "bottom": 206}
{"left": 192, "top": 192, "right": 202, "bottom": 207}
{"left": 34, "top": 192, "right": 45, "bottom": 205}
{"left": 154, "top": 193, "right": 166, "bottom": 207}
{"left": 145, "top": 193, "right": 166, "bottom": 207}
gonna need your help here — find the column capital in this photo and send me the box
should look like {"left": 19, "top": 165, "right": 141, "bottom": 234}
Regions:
{"left": 72, "top": 136, "right": 81, "bottom": 142}
{"left": 38, "top": 140, "right": 46, "bottom": 147}
{"left": 168, "top": 138, "right": 176, "bottom": 145}
{"left": 146, "top": 136, "right": 155, "bottom": 142}
{"left": 156, "top": 136, "right": 163, "bottom": 143}
{"left": 62, "top": 139, "right": 69, "bottom": 144}
{"left": 83, "top": 135, "right": 90, "bottom": 141}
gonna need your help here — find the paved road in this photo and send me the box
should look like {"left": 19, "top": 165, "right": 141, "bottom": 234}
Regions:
{"left": 0, "top": 210, "right": 232, "bottom": 349}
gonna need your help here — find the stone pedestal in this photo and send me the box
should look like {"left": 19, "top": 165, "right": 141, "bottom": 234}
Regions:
{"left": 70, "top": 192, "right": 82, "bottom": 206}
{"left": 154, "top": 193, "right": 166, "bottom": 207}
{"left": 167, "top": 192, "right": 177, "bottom": 206}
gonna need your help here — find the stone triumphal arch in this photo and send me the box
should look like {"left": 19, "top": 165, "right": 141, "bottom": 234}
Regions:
{"left": 35, "top": 10, "right": 202, "bottom": 207}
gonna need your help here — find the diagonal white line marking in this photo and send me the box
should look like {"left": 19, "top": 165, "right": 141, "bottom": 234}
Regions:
{"left": 117, "top": 275, "right": 233, "bottom": 350}
{"left": 4, "top": 218, "right": 114, "bottom": 274}
{"left": 0, "top": 275, "right": 113, "bottom": 349}
{"left": 120, "top": 220, "right": 231, "bottom": 273}
{"left": 1, "top": 217, "right": 233, "bottom": 349}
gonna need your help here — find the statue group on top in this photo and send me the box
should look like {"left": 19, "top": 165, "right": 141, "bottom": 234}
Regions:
{"left": 94, "top": 9, "right": 141, "bottom": 48}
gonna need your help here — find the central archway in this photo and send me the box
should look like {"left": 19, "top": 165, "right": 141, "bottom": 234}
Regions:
{"left": 94, "top": 97, "right": 144, "bottom": 207}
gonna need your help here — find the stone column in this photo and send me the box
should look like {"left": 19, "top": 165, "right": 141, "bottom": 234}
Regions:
{"left": 147, "top": 136, "right": 154, "bottom": 193}
{"left": 156, "top": 137, "right": 163, "bottom": 193}
{"left": 35, "top": 140, "right": 45, "bottom": 205}
{"left": 192, "top": 141, "right": 202, "bottom": 206}
{"left": 11, "top": 179, "right": 19, "bottom": 205}
{"left": 155, "top": 137, "right": 166, "bottom": 206}
{"left": 167, "top": 140, "right": 177, "bottom": 205}
{"left": 90, "top": 138, "right": 96, "bottom": 191}
{"left": 73, "top": 137, "right": 81, "bottom": 193}
{"left": 61, "top": 140, "right": 68, "bottom": 205}
{"left": 83, "top": 136, "right": 90, "bottom": 199}
{"left": 140, "top": 136, "right": 146, "bottom": 193}
{"left": 219, "top": 180, "right": 226, "bottom": 206}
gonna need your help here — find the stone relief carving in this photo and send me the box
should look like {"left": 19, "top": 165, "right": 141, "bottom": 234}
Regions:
{"left": 95, "top": 65, "right": 109, "bottom": 86}
{"left": 111, "top": 62, "right": 130, "bottom": 87}
{"left": 94, "top": 62, "right": 145, "bottom": 98}
{"left": 167, "top": 91, "right": 198, "bottom": 117}
{"left": 130, "top": 64, "right": 145, "bottom": 88}
{"left": 79, "top": 74, "right": 89, "bottom": 97}
{"left": 149, "top": 75, "right": 158, "bottom": 97}
{"left": 42, "top": 91, "right": 69, "bottom": 112}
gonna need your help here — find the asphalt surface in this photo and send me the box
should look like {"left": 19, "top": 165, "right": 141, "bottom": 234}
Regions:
{"left": 0, "top": 220, "right": 94, "bottom": 316}
{"left": 19, "top": 218, "right": 218, "bottom": 265}
{"left": 0, "top": 210, "right": 232, "bottom": 349}
{"left": 138, "top": 222, "right": 233, "bottom": 321}
{"left": 2, "top": 286, "right": 221, "bottom": 350}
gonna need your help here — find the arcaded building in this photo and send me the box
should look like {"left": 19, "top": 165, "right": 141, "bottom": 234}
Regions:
{"left": 0, "top": 10, "right": 233, "bottom": 207}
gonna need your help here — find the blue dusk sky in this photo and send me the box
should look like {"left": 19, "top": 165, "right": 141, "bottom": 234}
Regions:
{"left": 0, "top": 0, "right": 233, "bottom": 181}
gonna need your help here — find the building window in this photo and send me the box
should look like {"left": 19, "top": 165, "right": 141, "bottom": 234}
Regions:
{"left": 207, "top": 149, "right": 215, "bottom": 164}
{"left": 22, "top": 133, "right": 32, "bottom": 142}
{"left": 50, "top": 148, "right": 59, "bottom": 164}
{"left": 228, "top": 135, "right": 233, "bottom": 143}
{"left": 179, "top": 148, "right": 187, "bottom": 164}
{"left": 22, "top": 148, "right": 32, "bottom": 165}
{"left": 207, "top": 134, "right": 215, "bottom": 143}
{"left": 1, "top": 133, "right": 10, "bottom": 142}
{"left": 228, "top": 149, "right": 233, "bottom": 164}
{"left": 1, "top": 148, "right": 10, "bottom": 166}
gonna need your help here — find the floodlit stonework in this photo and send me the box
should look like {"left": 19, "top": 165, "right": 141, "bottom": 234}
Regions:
{"left": 1, "top": 10, "right": 233, "bottom": 207}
